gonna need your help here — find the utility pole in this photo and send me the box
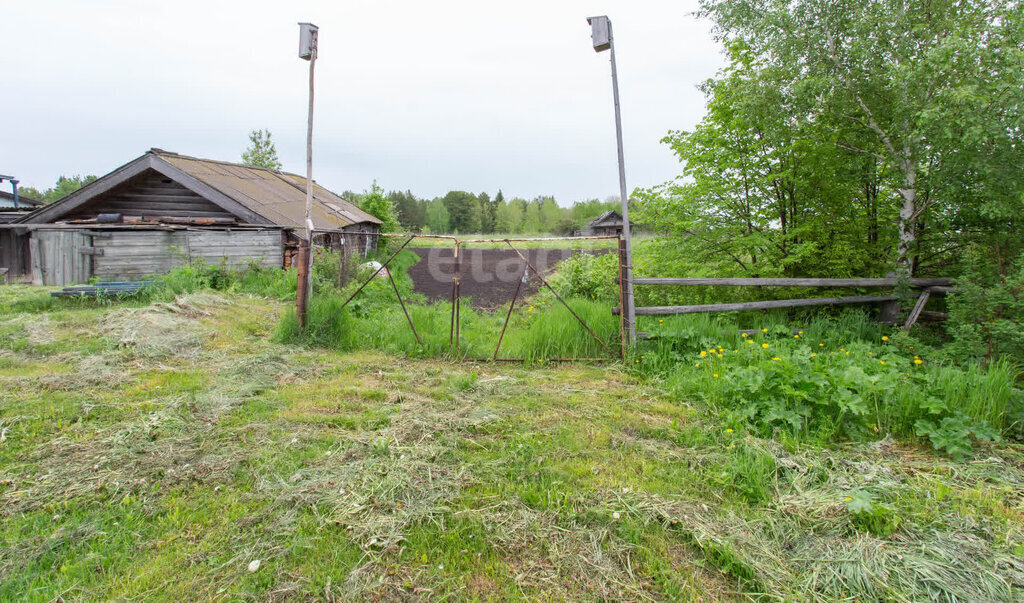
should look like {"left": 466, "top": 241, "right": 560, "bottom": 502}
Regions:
{"left": 296, "top": 22, "right": 319, "bottom": 328}
{"left": 587, "top": 15, "right": 635, "bottom": 344}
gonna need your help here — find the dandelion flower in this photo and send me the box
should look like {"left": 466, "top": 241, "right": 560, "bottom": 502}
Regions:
{"left": 772, "top": 357, "right": 781, "bottom": 361}
{"left": 659, "top": 319, "right": 664, "bottom": 323}
{"left": 844, "top": 497, "right": 853, "bottom": 502}
{"left": 747, "top": 339, "right": 754, "bottom": 345}
{"left": 819, "top": 343, "right": 825, "bottom": 347}
{"left": 799, "top": 331, "right": 804, "bottom": 335}
{"left": 635, "top": 360, "right": 639, "bottom": 363}
{"left": 880, "top": 360, "right": 885, "bottom": 365}
{"left": 741, "top": 333, "right": 748, "bottom": 338}
{"left": 811, "top": 353, "right": 817, "bottom": 358}
{"left": 717, "top": 354, "right": 723, "bottom": 359}
{"left": 882, "top": 336, "right": 889, "bottom": 341}
{"left": 695, "top": 363, "right": 700, "bottom": 367}
{"left": 794, "top": 334, "right": 800, "bottom": 338}
{"left": 726, "top": 428, "right": 733, "bottom": 433}
{"left": 762, "top": 343, "right": 770, "bottom": 349}
{"left": 700, "top": 351, "right": 707, "bottom": 357}
{"left": 713, "top": 373, "right": 719, "bottom": 378}
{"left": 914, "top": 359, "right": 923, "bottom": 365}
{"left": 762, "top": 328, "right": 768, "bottom": 333}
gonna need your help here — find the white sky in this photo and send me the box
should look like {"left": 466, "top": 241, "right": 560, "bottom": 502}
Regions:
{"left": 1, "top": 0, "right": 724, "bottom": 204}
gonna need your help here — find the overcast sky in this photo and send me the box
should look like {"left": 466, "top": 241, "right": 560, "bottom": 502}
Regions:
{"left": 1, "top": 0, "right": 724, "bottom": 205}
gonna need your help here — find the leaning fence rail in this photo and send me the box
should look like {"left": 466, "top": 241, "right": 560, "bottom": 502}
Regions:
{"left": 613, "top": 276, "right": 954, "bottom": 331}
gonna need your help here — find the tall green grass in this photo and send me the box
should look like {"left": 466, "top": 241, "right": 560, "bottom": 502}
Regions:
{"left": 275, "top": 294, "right": 620, "bottom": 362}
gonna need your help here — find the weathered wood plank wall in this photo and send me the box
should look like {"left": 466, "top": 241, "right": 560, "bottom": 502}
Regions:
{"left": 63, "top": 170, "right": 236, "bottom": 221}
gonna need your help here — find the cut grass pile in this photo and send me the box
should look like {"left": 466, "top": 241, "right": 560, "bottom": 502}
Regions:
{"left": 1, "top": 289, "right": 1023, "bottom": 600}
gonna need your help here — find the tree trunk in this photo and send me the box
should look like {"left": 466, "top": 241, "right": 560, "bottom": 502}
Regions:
{"left": 896, "top": 157, "right": 917, "bottom": 279}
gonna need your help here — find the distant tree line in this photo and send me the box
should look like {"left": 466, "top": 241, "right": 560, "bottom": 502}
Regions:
{"left": 346, "top": 188, "right": 621, "bottom": 236}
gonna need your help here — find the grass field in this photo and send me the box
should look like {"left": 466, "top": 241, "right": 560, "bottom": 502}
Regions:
{"left": 2, "top": 286, "right": 1023, "bottom": 600}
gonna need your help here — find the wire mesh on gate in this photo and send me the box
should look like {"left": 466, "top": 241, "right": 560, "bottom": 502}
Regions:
{"left": 309, "top": 231, "right": 625, "bottom": 362}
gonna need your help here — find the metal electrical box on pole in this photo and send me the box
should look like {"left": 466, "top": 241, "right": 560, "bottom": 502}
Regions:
{"left": 587, "top": 15, "right": 636, "bottom": 345}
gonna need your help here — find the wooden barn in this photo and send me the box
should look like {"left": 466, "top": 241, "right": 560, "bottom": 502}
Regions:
{"left": 0, "top": 150, "right": 381, "bottom": 286}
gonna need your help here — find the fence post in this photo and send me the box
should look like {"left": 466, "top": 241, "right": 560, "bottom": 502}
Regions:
{"left": 295, "top": 239, "right": 310, "bottom": 328}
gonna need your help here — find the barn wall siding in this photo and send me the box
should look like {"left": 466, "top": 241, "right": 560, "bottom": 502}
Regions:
{"left": 30, "top": 228, "right": 284, "bottom": 285}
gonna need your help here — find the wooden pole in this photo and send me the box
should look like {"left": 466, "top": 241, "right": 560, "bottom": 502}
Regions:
{"left": 296, "top": 26, "right": 317, "bottom": 328}
{"left": 608, "top": 21, "right": 636, "bottom": 346}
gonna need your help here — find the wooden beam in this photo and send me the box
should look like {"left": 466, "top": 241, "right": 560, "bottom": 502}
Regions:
{"left": 630, "top": 277, "right": 953, "bottom": 287}
{"left": 903, "top": 288, "right": 932, "bottom": 331}
{"left": 613, "top": 294, "right": 896, "bottom": 316}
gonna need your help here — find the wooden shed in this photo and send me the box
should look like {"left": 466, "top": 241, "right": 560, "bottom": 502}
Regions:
{"left": 1, "top": 149, "right": 381, "bottom": 285}
{"left": 584, "top": 210, "right": 629, "bottom": 236}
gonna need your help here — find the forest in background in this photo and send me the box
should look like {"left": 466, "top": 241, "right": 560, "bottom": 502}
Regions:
{"left": 344, "top": 186, "right": 622, "bottom": 236}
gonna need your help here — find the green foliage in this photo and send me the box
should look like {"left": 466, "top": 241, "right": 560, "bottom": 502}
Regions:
{"left": 914, "top": 414, "right": 1001, "bottom": 462}
{"left": 636, "top": 310, "right": 1022, "bottom": 459}
{"left": 947, "top": 250, "right": 1024, "bottom": 364}
{"left": 20, "top": 175, "right": 98, "bottom": 204}
{"left": 240, "top": 128, "right": 282, "bottom": 171}
{"left": 546, "top": 253, "right": 619, "bottom": 302}
{"left": 359, "top": 182, "right": 399, "bottom": 234}
{"left": 424, "top": 198, "right": 450, "bottom": 234}
{"left": 442, "top": 191, "right": 482, "bottom": 234}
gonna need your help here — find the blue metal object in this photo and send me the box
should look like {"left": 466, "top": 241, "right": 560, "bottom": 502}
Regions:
{"left": 51, "top": 281, "right": 155, "bottom": 297}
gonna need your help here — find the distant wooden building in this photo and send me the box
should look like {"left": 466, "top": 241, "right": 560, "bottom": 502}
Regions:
{"left": 0, "top": 149, "right": 380, "bottom": 285}
{"left": 583, "top": 210, "right": 630, "bottom": 236}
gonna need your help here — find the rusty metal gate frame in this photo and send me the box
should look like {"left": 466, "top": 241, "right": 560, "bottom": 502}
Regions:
{"left": 314, "top": 231, "right": 625, "bottom": 362}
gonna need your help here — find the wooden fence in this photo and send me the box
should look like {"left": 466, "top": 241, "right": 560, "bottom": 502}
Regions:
{"left": 613, "top": 277, "right": 954, "bottom": 331}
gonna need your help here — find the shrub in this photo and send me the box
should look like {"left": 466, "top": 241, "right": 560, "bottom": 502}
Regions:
{"left": 640, "top": 311, "right": 1022, "bottom": 458}
{"left": 946, "top": 249, "right": 1024, "bottom": 364}
{"left": 547, "top": 252, "right": 619, "bottom": 302}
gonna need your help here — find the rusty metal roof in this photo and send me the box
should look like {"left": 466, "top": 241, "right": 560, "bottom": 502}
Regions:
{"left": 154, "top": 151, "right": 381, "bottom": 229}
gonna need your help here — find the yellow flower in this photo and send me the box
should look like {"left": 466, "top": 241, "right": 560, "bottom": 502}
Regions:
{"left": 717, "top": 354, "right": 723, "bottom": 359}
{"left": 747, "top": 339, "right": 755, "bottom": 345}
{"left": 819, "top": 343, "right": 825, "bottom": 347}
{"left": 641, "top": 355, "right": 645, "bottom": 359}
{"left": 794, "top": 334, "right": 800, "bottom": 338}
{"left": 798, "top": 331, "right": 804, "bottom": 335}
{"left": 700, "top": 351, "right": 707, "bottom": 357}
{"left": 528, "top": 306, "right": 534, "bottom": 311}
{"left": 741, "top": 333, "right": 748, "bottom": 338}
{"left": 772, "top": 357, "right": 781, "bottom": 361}
{"left": 844, "top": 497, "right": 853, "bottom": 502}
{"left": 811, "top": 353, "right": 817, "bottom": 358}
{"left": 635, "top": 359, "right": 639, "bottom": 363}
{"left": 762, "top": 328, "right": 768, "bottom": 333}
{"left": 880, "top": 360, "right": 886, "bottom": 365}
{"left": 762, "top": 343, "right": 770, "bottom": 349}
{"left": 840, "top": 348, "right": 846, "bottom": 352}
{"left": 882, "top": 336, "right": 889, "bottom": 341}
{"left": 733, "top": 349, "right": 738, "bottom": 353}
{"left": 914, "top": 359, "right": 923, "bottom": 365}
{"left": 713, "top": 374, "right": 719, "bottom": 378}
{"left": 658, "top": 319, "right": 664, "bottom": 323}
{"left": 726, "top": 428, "right": 733, "bottom": 433}
{"left": 695, "top": 363, "right": 700, "bottom": 367}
